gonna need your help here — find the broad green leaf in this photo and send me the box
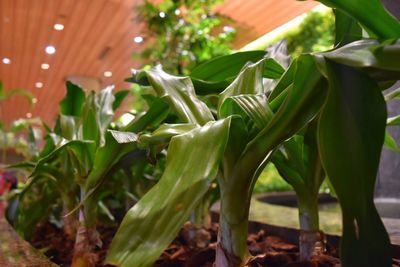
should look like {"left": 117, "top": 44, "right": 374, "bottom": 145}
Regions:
{"left": 83, "top": 99, "right": 170, "bottom": 207}
{"left": 80, "top": 92, "right": 100, "bottom": 146}
{"left": 107, "top": 118, "right": 232, "bottom": 267}
{"left": 250, "top": 55, "right": 326, "bottom": 153}
{"left": 320, "top": 40, "right": 400, "bottom": 78}
{"left": 220, "top": 95, "right": 273, "bottom": 130}
{"left": 384, "top": 130, "right": 400, "bottom": 152}
{"left": 317, "top": 0, "right": 400, "bottom": 39}
{"left": 384, "top": 86, "right": 400, "bottom": 101}
{"left": 139, "top": 123, "right": 197, "bottom": 145}
{"left": 94, "top": 86, "right": 115, "bottom": 146}
{"left": 139, "top": 65, "right": 214, "bottom": 125}
{"left": 318, "top": 60, "right": 391, "bottom": 267}
{"left": 60, "top": 81, "right": 85, "bottom": 117}
{"left": 59, "top": 115, "right": 79, "bottom": 140}
{"left": 113, "top": 90, "right": 130, "bottom": 110}
{"left": 268, "top": 60, "right": 295, "bottom": 101}
{"left": 218, "top": 58, "right": 266, "bottom": 112}
{"left": 387, "top": 115, "right": 400, "bottom": 125}
{"left": 334, "top": 10, "right": 362, "bottom": 46}
{"left": 191, "top": 51, "right": 267, "bottom": 81}
{"left": 30, "top": 140, "right": 95, "bottom": 179}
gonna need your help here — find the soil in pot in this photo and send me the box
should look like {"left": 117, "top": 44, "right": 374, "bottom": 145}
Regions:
{"left": 29, "top": 220, "right": 356, "bottom": 267}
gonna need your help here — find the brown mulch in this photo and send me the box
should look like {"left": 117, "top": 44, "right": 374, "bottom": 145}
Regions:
{"left": 30, "top": 221, "right": 400, "bottom": 267}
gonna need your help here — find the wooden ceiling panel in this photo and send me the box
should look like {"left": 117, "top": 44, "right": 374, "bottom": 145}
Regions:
{"left": 0, "top": 0, "right": 317, "bottom": 126}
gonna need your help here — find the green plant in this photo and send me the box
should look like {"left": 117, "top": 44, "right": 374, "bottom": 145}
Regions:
{"left": 0, "top": 81, "right": 36, "bottom": 162}
{"left": 137, "top": 0, "right": 235, "bottom": 75}
{"left": 9, "top": 82, "right": 158, "bottom": 266}
{"left": 104, "top": 1, "right": 400, "bottom": 266}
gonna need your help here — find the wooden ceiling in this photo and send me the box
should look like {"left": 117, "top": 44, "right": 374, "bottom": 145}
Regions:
{"left": 0, "top": 0, "right": 318, "bottom": 126}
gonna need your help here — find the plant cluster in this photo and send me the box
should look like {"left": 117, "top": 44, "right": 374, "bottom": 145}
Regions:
{"left": 137, "top": 0, "right": 236, "bottom": 75}
{"left": 5, "top": 0, "right": 400, "bottom": 267}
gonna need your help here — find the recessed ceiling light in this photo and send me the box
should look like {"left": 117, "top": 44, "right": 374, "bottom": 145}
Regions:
{"left": 35, "top": 82, "right": 43, "bottom": 88}
{"left": 54, "top": 23, "right": 64, "bottom": 31}
{"left": 41, "top": 63, "right": 50, "bottom": 70}
{"left": 159, "top": 12, "right": 166, "bottom": 18}
{"left": 26, "top": 113, "right": 32, "bottom": 118}
{"left": 133, "top": 36, "right": 143, "bottom": 43}
{"left": 2, "top": 57, "right": 11, "bottom": 64}
{"left": 45, "top": 45, "right": 56, "bottom": 55}
{"left": 104, "top": 71, "right": 112, "bottom": 77}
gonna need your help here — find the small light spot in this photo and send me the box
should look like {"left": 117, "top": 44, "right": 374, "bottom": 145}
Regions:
{"left": 41, "top": 63, "right": 50, "bottom": 70}
{"left": 174, "top": 9, "right": 181, "bottom": 15}
{"left": 54, "top": 23, "right": 64, "bottom": 31}
{"left": 26, "top": 113, "right": 32, "bottom": 118}
{"left": 35, "top": 82, "right": 43, "bottom": 88}
{"left": 133, "top": 36, "right": 143, "bottom": 43}
{"left": 32, "top": 98, "right": 38, "bottom": 104}
{"left": 2, "top": 57, "right": 11, "bottom": 64}
{"left": 159, "top": 11, "right": 166, "bottom": 18}
{"left": 45, "top": 45, "right": 56, "bottom": 55}
{"left": 223, "top": 26, "right": 234, "bottom": 33}
{"left": 104, "top": 71, "right": 112, "bottom": 78}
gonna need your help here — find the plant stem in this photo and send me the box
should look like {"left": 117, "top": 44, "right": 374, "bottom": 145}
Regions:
{"left": 62, "top": 194, "right": 78, "bottom": 241}
{"left": 216, "top": 207, "right": 249, "bottom": 267}
{"left": 216, "top": 183, "right": 252, "bottom": 267}
{"left": 71, "top": 191, "right": 101, "bottom": 267}
{"left": 297, "top": 194, "right": 325, "bottom": 261}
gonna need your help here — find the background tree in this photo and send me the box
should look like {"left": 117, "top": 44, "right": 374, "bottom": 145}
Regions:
{"left": 137, "top": 0, "right": 236, "bottom": 75}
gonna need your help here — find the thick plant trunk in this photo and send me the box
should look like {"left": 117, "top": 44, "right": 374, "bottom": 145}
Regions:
{"left": 216, "top": 215, "right": 249, "bottom": 267}
{"left": 298, "top": 196, "right": 325, "bottom": 261}
{"left": 215, "top": 191, "right": 250, "bottom": 267}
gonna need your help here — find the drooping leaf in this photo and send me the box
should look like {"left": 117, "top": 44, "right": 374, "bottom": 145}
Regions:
{"left": 94, "top": 86, "right": 115, "bottom": 146}
{"left": 139, "top": 123, "right": 197, "bottom": 145}
{"left": 191, "top": 51, "right": 267, "bottom": 82}
{"left": 30, "top": 140, "right": 95, "bottom": 179}
{"left": 317, "top": 60, "right": 392, "bottom": 267}
{"left": 218, "top": 58, "right": 266, "bottom": 110}
{"left": 220, "top": 95, "right": 273, "bottom": 130}
{"left": 189, "top": 51, "right": 284, "bottom": 95}
{"left": 138, "top": 65, "right": 214, "bottom": 125}
{"left": 60, "top": 81, "right": 85, "bottom": 117}
{"left": 334, "top": 9, "right": 362, "bottom": 46}
{"left": 109, "top": 130, "right": 139, "bottom": 144}
{"left": 83, "top": 99, "right": 170, "bottom": 205}
{"left": 317, "top": 0, "right": 400, "bottom": 39}
{"left": 320, "top": 39, "right": 400, "bottom": 82}
{"left": 107, "top": 118, "right": 232, "bottom": 267}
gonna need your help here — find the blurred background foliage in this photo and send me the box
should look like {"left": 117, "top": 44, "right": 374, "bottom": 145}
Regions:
{"left": 285, "top": 10, "right": 335, "bottom": 58}
{"left": 136, "top": 0, "right": 236, "bottom": 75}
